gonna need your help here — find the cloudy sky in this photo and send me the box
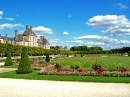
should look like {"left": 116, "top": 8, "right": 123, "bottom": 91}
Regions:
{"left": 0, "top": 0, "right": 130, "bottom": 50}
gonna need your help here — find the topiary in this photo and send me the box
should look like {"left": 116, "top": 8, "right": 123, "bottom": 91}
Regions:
{"left": 16, "top": 47, "right": 32, "bottom": 74}
{"left": 4, "top": 47, "right": 13, "bottom": 66}
{"left": 45, "top": 53, "right": 50, "bottom": 62}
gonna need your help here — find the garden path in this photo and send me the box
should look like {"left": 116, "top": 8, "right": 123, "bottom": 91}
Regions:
{"left": 0, "top": 78, "right": 130, "bottom": 97}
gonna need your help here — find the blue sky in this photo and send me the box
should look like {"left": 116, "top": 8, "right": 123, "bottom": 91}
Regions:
{"left": 0, "top": 0, "right": 130, "bottom": 50}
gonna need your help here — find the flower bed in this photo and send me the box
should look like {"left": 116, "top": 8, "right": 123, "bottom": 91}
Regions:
{"left": 38, "top": 68, "right": 130, "bottom": 77}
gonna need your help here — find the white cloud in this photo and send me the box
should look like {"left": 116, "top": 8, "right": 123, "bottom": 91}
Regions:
{"left": 63, "top": 31, "right": 69, "bottom": 35}
{"left": 86, "top": 15, "right": 130, "bottom": 36}
{"left": 75, "top": 35, "right": 118, "bottom": 43}
{"left": 0, "top": 11, "right": 3, "bottom": 19}
{"left": 0, "top": 23, "right": 24, "bottom": 29}
{"left": 67, "top": 40, "right": 83, "bottom": 44}
{"left": 5, "top": 17, "right": 14, "bottom": 21}
{"left": 32, "top": 26, "right": 53, "bottom": 35}
{"left": 117, "top": 3, "right": 127, "bottom": 9}
{"left": 85, "top": 42, "right": 105, "bottom": 47}
{"left": 67, "top": 15, "right": 72, "bottom": 18}
{"left": 117, "top": 40, "right": 130, "bottom": 45}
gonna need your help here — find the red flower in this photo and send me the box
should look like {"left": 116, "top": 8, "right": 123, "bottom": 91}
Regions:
{"left": 57, "top": 68, "right": 63, "bottom": 72}
{"left": 77, "top": 68, "right": 83, "bottom": 72}
{"left": 97, "top": 68, "right": 105, "bottom": 74}
{"left": 121, "top": 68, "right": 127, "bottom": 72}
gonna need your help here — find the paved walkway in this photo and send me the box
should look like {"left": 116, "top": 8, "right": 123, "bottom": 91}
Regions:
{"left": 0, "top": 78, "right": 130, "bottom": 97}
{"left": 0, "top": 62, "right": 17, "bottom": 73}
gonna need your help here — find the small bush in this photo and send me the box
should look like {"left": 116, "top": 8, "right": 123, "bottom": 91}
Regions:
{"left": 92, "top": 64, "right": 101, "bottom": 71}
{"left": 55, "top": 62, "right": 61, "bottom": 69}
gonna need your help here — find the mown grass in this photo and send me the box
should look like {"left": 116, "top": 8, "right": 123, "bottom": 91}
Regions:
{"left": 51, "top": 56, "right": 130, "bottom": 69}
{"left": 0, "top": 70, "right": 130, "bottom": 83}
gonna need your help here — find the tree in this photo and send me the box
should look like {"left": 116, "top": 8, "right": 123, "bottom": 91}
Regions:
{"left": 4, "top": 46, "right": 13, "bottom": 66}
{"left": 16, "top": 47, "right": 32, "bottom": 74}
{"left": 45, "top": 53, "right": 50, "bottom": 62}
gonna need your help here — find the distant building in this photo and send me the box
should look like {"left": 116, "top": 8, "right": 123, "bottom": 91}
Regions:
{"left": 37, "top": 36, "right": 50, "bottom": 49}
{"left": 0, "top": 25, "right": 50, "bottom": 49}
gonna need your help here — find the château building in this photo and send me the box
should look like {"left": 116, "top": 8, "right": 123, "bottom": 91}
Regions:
{"left": 0, "top": 25, "right": 50, "bottom": 49}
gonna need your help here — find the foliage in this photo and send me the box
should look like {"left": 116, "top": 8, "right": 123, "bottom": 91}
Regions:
{"left": 4, "top": 46, "right": 13, "bottom": 66}
{"left": 70, "top": 46, "right": 103, "bottom": 51}
{"left": 55, "top": 61, "right": 61, "bottom": 69}
{"left": 16, "top": 47, "right": 32, "bottom": 74}
{"left": 70, "top": 61, "right": 82, "bottom": 70}
{"left": 45, "top": 53, "right": 50, "bottom": 62}
{"left": 92, "top": 64, "right": 101, "bottom": 71}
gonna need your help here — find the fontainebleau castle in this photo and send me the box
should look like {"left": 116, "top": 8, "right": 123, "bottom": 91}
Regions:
{"left": 0, "top": 25, "right": 50, "bottom": 49}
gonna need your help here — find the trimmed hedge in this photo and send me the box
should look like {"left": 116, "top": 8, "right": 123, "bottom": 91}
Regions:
{"left": 4, "top": 47, "right": 13, "bottom": 66}
{"left": 16, "top": 47, "right": 32, "bottom": 74}
{"left": 45, "top": 53, "right": 50, "bottom": 62}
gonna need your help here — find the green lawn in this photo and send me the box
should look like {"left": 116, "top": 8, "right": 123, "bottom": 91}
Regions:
{"left": 51, "top": 56, "right": 130, "bottom": 69}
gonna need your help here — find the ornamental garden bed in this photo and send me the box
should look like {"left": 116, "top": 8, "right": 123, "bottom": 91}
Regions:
{"left": 37, "top": 60, "right": 130, "bottom": 77}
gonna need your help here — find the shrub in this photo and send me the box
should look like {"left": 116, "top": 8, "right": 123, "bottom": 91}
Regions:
{"left": 92, "top": 64, "right": 101, "bottom": 71}
{"left": 16, "top": 47, "right": 32, "bottom": 74}
{"left": 70, "top": 61, "right": 81, "bottom": 70}
{"left": 4, "top": 47, "right": 13, "bottom": 66}
{"left": 45, "top": 53, "right": 50, "bottom": 62}
{"left": 55, "top": 62, "right": 61, "bottom": 69}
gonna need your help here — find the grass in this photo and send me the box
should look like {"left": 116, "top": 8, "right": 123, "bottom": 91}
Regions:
{"left": 51, "top": 56, "right": 130, "bottom": 69}
{"left": 0, "top": 70, "right": 130, "bottom": 83}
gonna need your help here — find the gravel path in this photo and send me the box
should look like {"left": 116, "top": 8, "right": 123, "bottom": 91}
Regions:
{"left": 0, "top": 78, "right": 130, "bottom": 97}
{"left": 0, "top": 68, "right": 17, "bottom": 73}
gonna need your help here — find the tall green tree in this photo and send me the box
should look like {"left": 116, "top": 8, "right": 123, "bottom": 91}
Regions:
{"left": 45, "top": 53, "right": 50, "bottom": 62}
{"left": 4, "top": 46, "right": 13, "bottom": 66}
{"left": 16, "top": 47, "right": 32, "bottom": 74}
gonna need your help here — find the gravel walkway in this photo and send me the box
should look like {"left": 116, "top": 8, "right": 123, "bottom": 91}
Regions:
{"left": 0, "top": 68, "right": 17, "bottom": 73}
{"left": 0, "top": 78, "right": 130, "bottom": 97}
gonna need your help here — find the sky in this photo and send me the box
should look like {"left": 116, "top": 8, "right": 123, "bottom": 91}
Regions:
{"left": 0, "top": 0, "right": 130, "bottom": 50}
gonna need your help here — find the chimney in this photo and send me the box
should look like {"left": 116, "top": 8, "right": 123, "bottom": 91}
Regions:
{"left": 37, "top": 39, "right": 40, "bottom": 43}
{"left": 15, "top": 30, "right": 18, "bottom": 41}
{"left": 40, "top": 36, "right": 43, "bottom": 42}
{"left": 26, "top": 25, "right": 28, "bottom": 30}
{"left": 5, "top": 34, "right": 8, "bottom": 40}
{"left": 30, "top": 26, "right": 32, "bottom": 30}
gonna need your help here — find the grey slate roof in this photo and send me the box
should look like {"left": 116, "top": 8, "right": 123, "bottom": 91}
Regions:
{"left": 41, "top": 38, "right": 50, "bottom": 45}
{"left": 17, "top": 34, "right": 23, "bottom": 41}
{"left": 23, "top": 28, "right": 36, "bottom": 36}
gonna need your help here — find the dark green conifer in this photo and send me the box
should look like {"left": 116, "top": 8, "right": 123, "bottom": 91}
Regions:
{"left": 16, "top": 47, "right": 32, "bottom": 74}
{"left": 45, "top": 53, "right": 50, "bottom": 62}
{"left": 4, "top": 47, "right": 13, "bottom": 66}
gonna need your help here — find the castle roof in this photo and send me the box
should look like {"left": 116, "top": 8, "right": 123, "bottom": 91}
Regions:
{"left": 41, "top": 37, "right": 50, "bottom": 45}
{"left": 23, "top": 28, "right": 33, "bottom": 36}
